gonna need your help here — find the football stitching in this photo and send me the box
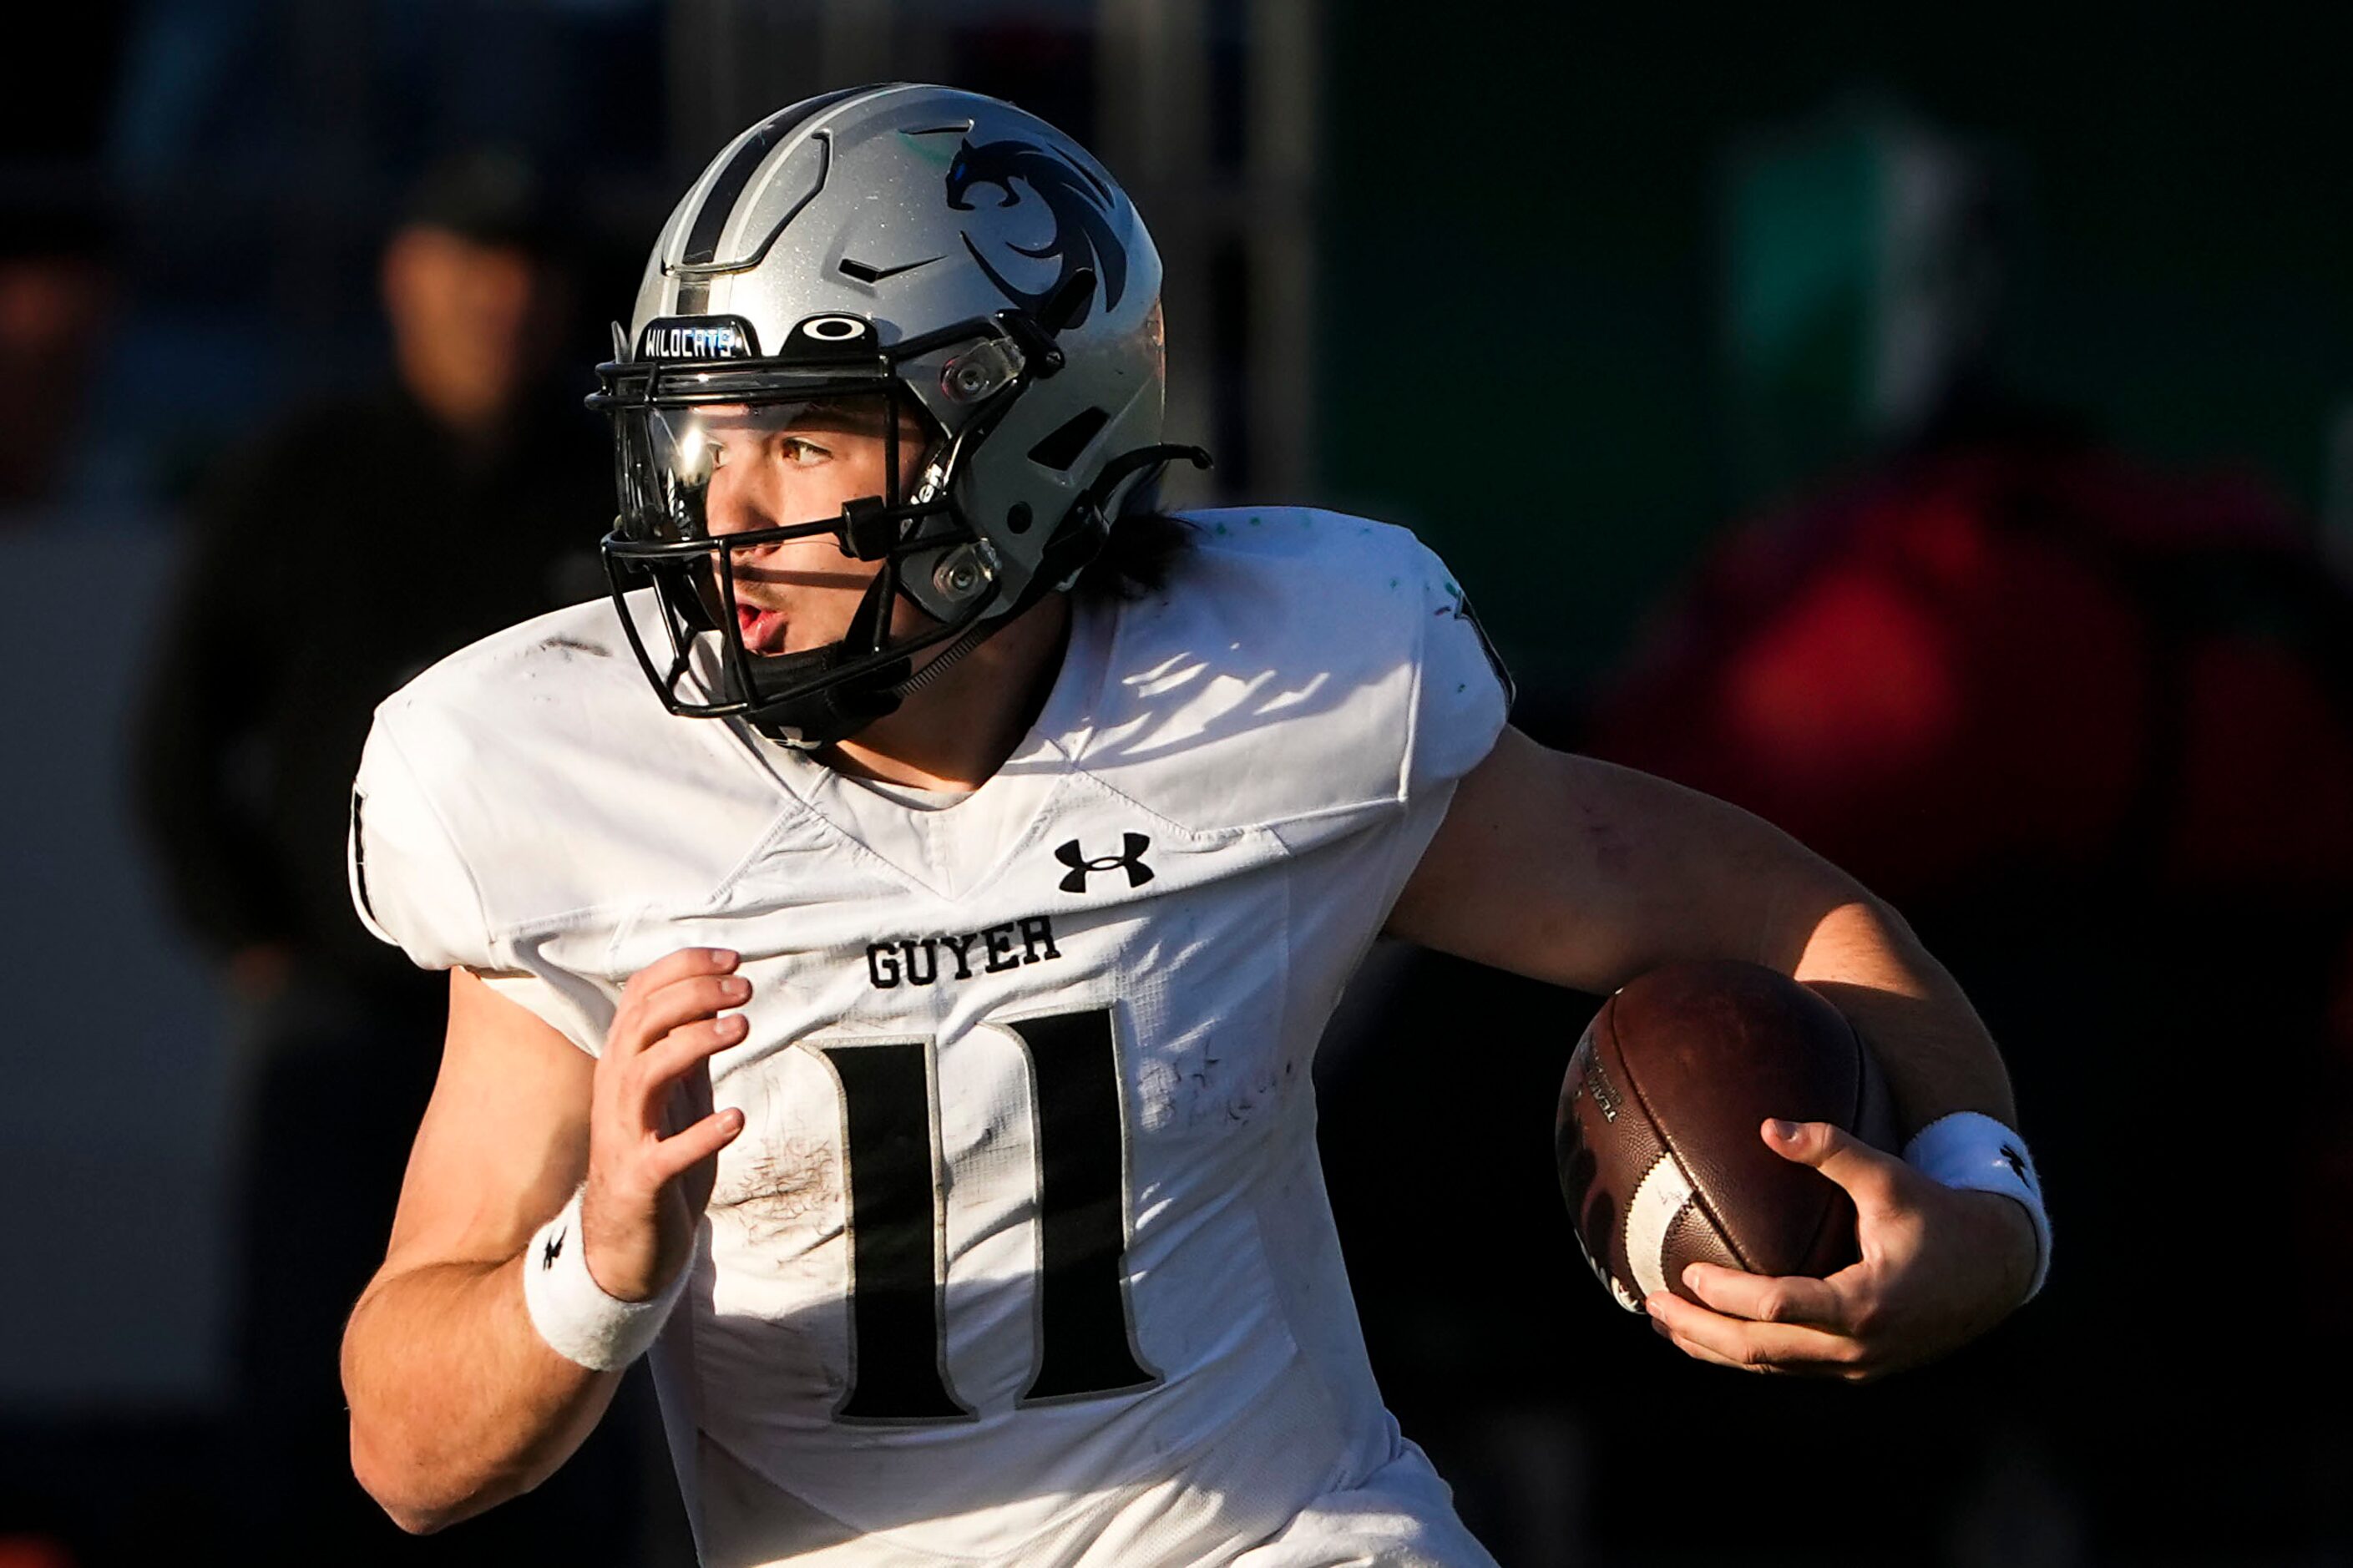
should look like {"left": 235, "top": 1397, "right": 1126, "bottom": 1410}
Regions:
{"left": 1605, "top": 1002, "right": 1760, "bottom": 1277}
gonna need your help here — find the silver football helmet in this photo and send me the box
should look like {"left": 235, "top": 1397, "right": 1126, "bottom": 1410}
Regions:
{"left": 590, "top": 83, "right": 1206, "bottom": 746}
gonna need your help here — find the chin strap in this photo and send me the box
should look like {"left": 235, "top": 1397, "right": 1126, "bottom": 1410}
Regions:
{"left": 742, "top": 568, "right": 912, "bottom": 748}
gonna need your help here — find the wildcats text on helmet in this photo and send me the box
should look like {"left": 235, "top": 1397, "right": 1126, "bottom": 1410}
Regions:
{"left": 637, "top": 316, "right": 759, "bottom": 361}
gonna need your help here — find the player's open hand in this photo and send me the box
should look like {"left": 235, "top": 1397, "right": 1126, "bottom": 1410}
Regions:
{"left": 582, "top": 947, "right": 751, "bottom": 1302}
{"left": 1643, "top": 1119, "right": 2037, "bottom": 1381}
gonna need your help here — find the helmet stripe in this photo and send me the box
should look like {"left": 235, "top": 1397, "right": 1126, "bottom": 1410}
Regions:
{"left": 680, "top": 85, "right": 881, "bottom": 267}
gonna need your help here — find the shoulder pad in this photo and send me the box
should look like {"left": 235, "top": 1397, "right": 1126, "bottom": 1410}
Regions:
{"left": 1066, "top": 508, "right": 1509, "bottom": 852}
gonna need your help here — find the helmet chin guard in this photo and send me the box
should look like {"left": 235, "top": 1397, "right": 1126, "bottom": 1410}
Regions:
{"left": 590, "top": 84, "right": 1190, "bottom": 749}
{"left": 731, "top": 569, "right": 913, "bottom": 747}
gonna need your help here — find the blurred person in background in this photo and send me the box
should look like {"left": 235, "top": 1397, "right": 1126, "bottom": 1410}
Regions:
{"left": 135, "top": 146, "right": 607, "bottom": 1024}
{"left": 1320, "top": 104, "right": 2353, "bottom": 1567}
{"left": 130, "top": 148, "right": 656, "bottom": 1561}
{"left": 1581, "top": 109, "right": 2353, "bottom": 1563}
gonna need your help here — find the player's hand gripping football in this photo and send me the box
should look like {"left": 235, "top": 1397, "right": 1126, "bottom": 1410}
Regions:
{"left": 580, "top": 947, "right": 751, "bottom": 1302}
{"left": 1645, "top": 1119, "right": 2037, "bottom": 1381}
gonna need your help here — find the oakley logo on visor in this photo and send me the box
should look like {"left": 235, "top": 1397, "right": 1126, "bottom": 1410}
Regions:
{"left": 638, "top": 314, "right": 761, "bottom": 362}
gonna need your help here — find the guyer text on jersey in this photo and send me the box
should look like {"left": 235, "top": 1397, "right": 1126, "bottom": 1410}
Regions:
{"left": 866, "top": 915, "right": 1064, "bottom": 989}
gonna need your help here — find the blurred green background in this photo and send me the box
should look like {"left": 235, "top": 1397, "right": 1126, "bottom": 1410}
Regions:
{"left": 1319, "top": 8, "right": 2353, "bottom": 695}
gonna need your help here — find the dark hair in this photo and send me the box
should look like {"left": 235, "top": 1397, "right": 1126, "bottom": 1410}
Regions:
{"left": 399, "top": 147, "right": 564, "bottom": 256}
{"left": 1075, "top": 511, "right": 1197, "bottom": 599}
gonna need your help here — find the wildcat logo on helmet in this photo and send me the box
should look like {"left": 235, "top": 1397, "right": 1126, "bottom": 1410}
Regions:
{"left": 637, "top": 314, "right": 761, "bottom": 362}
{"left": 945, "top": 138, "right": 1127, "bottom": 326}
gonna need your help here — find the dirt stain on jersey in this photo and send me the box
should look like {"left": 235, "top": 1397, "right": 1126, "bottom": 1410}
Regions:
{"left": 718, "top": 1135, "right": 839, "bottom": 1247}
{"left": 534, "top": 634, "right": 612, "bottom": 660}
{"left": 1138, "top": 1041, "right": 1293, "bottom": 1132}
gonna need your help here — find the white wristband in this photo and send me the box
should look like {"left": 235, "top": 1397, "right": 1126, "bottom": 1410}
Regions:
{"left": 1903, "top": 1110, "right": 2051, "bottom": 1303}
{"left": 521, "top": 1186, "right": 696, "bottom": 1370}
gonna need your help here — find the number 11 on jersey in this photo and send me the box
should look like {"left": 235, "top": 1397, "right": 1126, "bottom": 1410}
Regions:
{"left": 811, "top": 1006, "right": 1160, "bottom": 1423}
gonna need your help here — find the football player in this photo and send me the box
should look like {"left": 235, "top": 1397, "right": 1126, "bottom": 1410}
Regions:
{"left": 339, "top": 86, "right": 2049, "bottom": 1565}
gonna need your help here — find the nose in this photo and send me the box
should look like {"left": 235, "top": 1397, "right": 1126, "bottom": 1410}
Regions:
{"left": 703, "top": 458, "right": 782, "bottom": 539}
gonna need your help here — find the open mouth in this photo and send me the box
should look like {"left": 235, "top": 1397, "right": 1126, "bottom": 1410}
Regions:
{"left": 735, "top": 600, "right": 789, "bottom": 655}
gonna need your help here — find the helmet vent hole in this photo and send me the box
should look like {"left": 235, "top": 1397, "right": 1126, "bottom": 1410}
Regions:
{"left": 1007, "top": 503, "right": 1034, "bottom": 534}
{"left": 1026, "top": 407, "right": 1110, "bottom": 473}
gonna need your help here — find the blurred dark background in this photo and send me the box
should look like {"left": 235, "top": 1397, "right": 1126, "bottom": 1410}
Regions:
{"left": 5, "top": 3, "right": 2350, "bottom": 1565}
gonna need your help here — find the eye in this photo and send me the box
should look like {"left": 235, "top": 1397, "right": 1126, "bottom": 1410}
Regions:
{"left": 779, "top": 436, "right": 832, "bottom": 466}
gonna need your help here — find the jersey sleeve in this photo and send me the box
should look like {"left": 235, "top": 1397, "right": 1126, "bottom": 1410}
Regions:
{"left": 348, "top": 706, "right": 615, "bottom": 1057}
{"left": 1404, "top": 539, "right": 1514, "bottom": 798}
{"left": 348, "top": 709, "right": 492, "bottom": 971}
{"left": 1102, "top": 512, "right": 1512, "bottom": 851}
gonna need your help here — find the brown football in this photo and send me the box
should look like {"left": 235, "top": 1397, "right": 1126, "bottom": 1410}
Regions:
{"left": 1555, "top": 959, "right": 1900, "bottom": 1313}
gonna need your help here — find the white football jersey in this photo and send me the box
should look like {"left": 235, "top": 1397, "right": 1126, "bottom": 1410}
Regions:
{"left": 350, "top": 509, "right": 1510, "bottom": 1568}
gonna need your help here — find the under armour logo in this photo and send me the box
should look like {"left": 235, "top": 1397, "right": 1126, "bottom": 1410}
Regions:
{"left": 542, "top": 1228, "right": 566, "bottom": 1270}
{"left": 1055, "top": 833, "right": 1153, "bottom": 893}
{"left": 2000, "top": 1145, "right": 2029, "bottom": 1181}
